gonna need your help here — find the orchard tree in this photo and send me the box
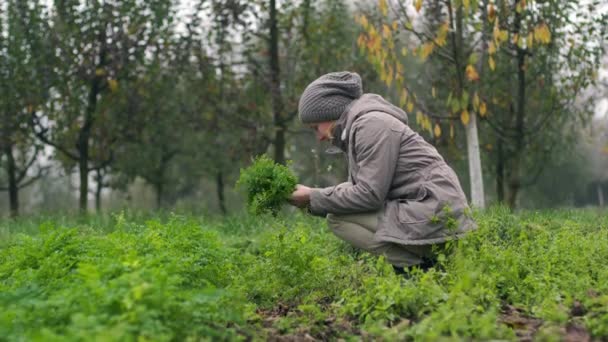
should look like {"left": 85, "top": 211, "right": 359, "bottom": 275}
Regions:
{"left": 356, "top": 0, "right": 606, "bottom": 208}
{"left": 0, "top": 0, "right": 51, "bottom": 217}
{"left": 357, "top": 0, "right": 489, "bottom": 208}
{"left": 31, "top": 0, "right": 173, "bottom": 213}
{"left": 481, "top": 0, "right": 607, "bottom": 207}
{"left": 237, "top": 0, "right": 360, "bottom": 165}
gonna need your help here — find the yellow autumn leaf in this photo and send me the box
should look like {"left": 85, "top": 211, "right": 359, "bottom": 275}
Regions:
{"left": 489, "top": 56, "right": 496, "bottom": 71}
{"left": 401, "top": 47, "right": 408, "bottom": 56}
{"left": 357, "top": 33, "right": 366, "bottom": 48}
{"left": 435, "top": 35, "right": 447, "bottom": 47}
{"left": 512, "top": 33, "right": 519, "bottom": 45}
{"left": 379, "top": 0, "right": 388, "bottom": 16}
{"left": 392, "top": 20, "right": 399, "bottom": 31}
{"left": 463, "top": 0, "right": 470, "bottom": 10}
{"left": 488, "top": 4, "right": 496, "bottom": 22}
{"left": 432, "top": 87, "right": 436, "bottom": 98}
{"left": 473, "top": 93, "right": 480, "bottom": 110}
{"left": 480, "top": 101, "right": 487, "bottom": 117}
{"left": 435, "top": 22, "right": 449, "bottom": 47}
{"left": 367, "top": 31, "right": 381, "bottom": 53}
{"left": 407, "top": 102, "right": 415, "bottom": 113}
{"left": 396, "top": 62, "right": 404, "bottom": 76}
{"left": 415, "top": 0, "right": 423, "bottom": 12}
{"left": 400, "top": 89, "right": 408, "bottom": 107}
{"left": 395, "top": 73, "right": 403, "bottom": 87}
{"left": 434, "top": 123, "right": 441, "bottom": 137}
{"left": 420, "top": 42, "right": 434, "bottom": 61}
{"left": 385, "top": 67, "right": 394, "bottom": 87}
{"left": 450, "top": 124, "right": 454, "bottom": 139}
{"left": 517, "top": 35, "right": 525, "bottom": 49}
{"left": 498, "top": 30, "right": 509, "bottom": 43}
{"left": 95, "top": 68, "right": 106, "bottom": 76}
{"left": 534, "top": 23, "right": 551, "bottom": 44}
{"left": 461, "top": 109, "right": 470, "bottom": 125}
{"left": 416, "top": 111, "right": 423, "bottom": 125}
{"left": 108, "top": 79, "right": 118, "bottom": 92}
{"left": 382, "top": 24, "right": 392, "bottom": 39}
{"left": 527, "top": 31, "right": 534, "bottom": 49}
{"left": 465, "top": 65, "right": 480, "bottom": 82}
{"left": 488, "top": 41, "right": 496, "bottom": 54}
{"left": 360, "top": 15, "right": 369, "bottom": 29}
{"left": 368, "top": 25, "right": 377, "bottom": 39}
{"left": 493, "top": 20, "right": 500, "bottom": 43}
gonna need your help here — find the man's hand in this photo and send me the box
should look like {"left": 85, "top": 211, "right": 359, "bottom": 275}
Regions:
{"left": 289, "top": 184, "right": 312, "bottom": 209}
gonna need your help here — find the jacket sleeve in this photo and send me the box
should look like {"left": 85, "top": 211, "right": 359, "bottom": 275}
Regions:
{"left": 308, "top": 114, "right": 401, "bottom": 216}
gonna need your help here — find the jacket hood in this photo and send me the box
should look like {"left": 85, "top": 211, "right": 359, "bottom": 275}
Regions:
{"left": 331, "top": 93, "right": 408, "bottom": 151}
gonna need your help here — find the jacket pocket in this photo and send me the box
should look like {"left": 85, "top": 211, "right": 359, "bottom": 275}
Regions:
{"left": 396, "top": 184, "right": 438, "bottom": 224}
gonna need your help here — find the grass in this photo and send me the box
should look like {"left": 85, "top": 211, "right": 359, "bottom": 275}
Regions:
{"left": 0, "top": 207, "right": 607, "bottom": 341}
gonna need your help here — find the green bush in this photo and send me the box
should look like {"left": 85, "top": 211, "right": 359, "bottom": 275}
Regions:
{"left": 0, "top": 215, "right": 252, "bottom": 341}
{"left": 1, "top": 208, "right": 608, "bottom": 340}
{"left": 236, "top": 155, "right": 298, "bottom": 215}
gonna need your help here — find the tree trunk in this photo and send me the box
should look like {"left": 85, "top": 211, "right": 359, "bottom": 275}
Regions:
{"left": 452, "top": 2, "right": 485, "bottom": 208}
{"left": 274, "top": 128, "right": 286, "bottom": 165}
{"left": 77, "top": 34, "right": 106, "bottom": 214}
{"left": 216, "top": 171, "right": 227, "bottom": 215}
{"left": 78, "top": 76, "right": 101, "bottom": 214}
{"left": 507, "top": 32, "right": 527, "bottom": 210}
{"left": 78, "top": 153, "right": 89, "bottom": 213}
{"left": 95, "top": 168, "right": 103, "bottom": 213}
{"left": 156, "top": 182, "right": 163, "bottom": 210}
{"left": 598, "top": 183, "right": 605, "bottom": 207}
{"left": 465, "top": 112, "right": 485, "bottom": 208}
{"left": 496, "top": 137, "right": 505, "bottom": 203}
{"left": 4, "top": 143, "right": 19, "bottom": 218}
{"left": 269, "top": 0, "right": 286, "bottom": 165}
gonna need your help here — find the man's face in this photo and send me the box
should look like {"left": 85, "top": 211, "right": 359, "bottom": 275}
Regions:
{"left": 309, "top": 121, "right": 335, "bottom": 142}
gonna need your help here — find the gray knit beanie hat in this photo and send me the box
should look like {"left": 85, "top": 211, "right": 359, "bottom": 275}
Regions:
{"left": 298, "top": 71, "right": 363, "bottom": 124}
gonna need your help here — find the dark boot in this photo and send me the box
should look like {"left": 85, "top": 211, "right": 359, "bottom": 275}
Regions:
{"left": 392, "top": 265, "right": 407, "bottom": 275}
{"left": 392, "top": 257, "right": 437, "bottom": 277}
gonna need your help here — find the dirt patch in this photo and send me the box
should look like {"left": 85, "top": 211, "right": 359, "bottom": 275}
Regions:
{"left": 500, "top": 304, "right": 543, "bottom": 341}
{"left": 570, "top": 300, "right": 587, "bottom": 317}
{"left": 255, "top": 302, "right": 360, "bottom": 341}
{"left": 564, "top": 323, "right": 590, "bottom": 342}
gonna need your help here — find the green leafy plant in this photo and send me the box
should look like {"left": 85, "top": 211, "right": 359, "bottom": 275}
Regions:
{"left": 2, "top": 209, "right": 608, "bottom": 340}
{"left": 236, "top": 155, "right": 298, "bottom": 215}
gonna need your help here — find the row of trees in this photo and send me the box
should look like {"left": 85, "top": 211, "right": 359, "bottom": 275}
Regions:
{"left": 0, "top": 0, "right": 606, "bottom": 217}
{"left": 0, "top": 0, "right": 368, "bottom": 217}
{"left": 357, "top": 0, "right": 607, "bottom": 208}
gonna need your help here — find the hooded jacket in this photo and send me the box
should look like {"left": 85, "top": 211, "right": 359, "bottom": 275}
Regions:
{"left": 309, "top": 93, "right": 477, "bottom": 245}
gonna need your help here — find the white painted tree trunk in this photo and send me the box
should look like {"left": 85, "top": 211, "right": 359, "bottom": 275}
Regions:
{"left": 466, "top": 112, "right": 485, "bottom": 208}
{"left": 598, "top": 184, "right": 605, "bottom": 207}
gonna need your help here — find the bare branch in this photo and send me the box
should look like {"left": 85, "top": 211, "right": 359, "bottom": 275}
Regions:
{"left": 15, "top": 146, "right": 41, "bottom": 183}
{"left": 17, "top": 165, "right": 50, "bottom": 190}
{"left": 30, "top": 112, "right": 79, "bottom": 160}
{"left": 391, "top": 1, "right": 457, "bottom": 64}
